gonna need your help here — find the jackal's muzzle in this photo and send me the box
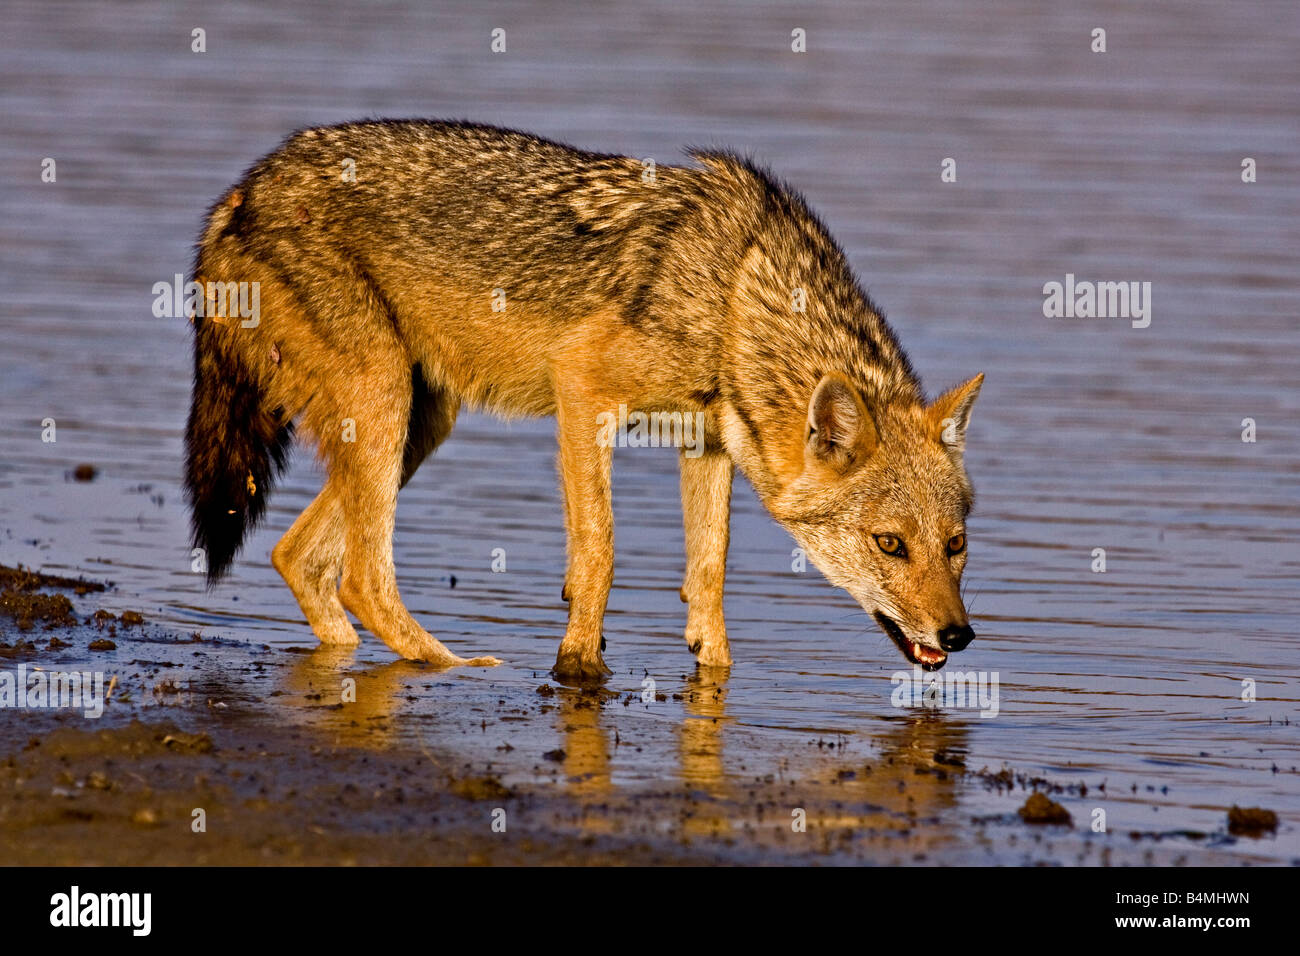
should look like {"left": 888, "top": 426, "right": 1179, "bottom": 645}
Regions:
{"left": 875, "top": 612, "right": 974, "bottom": 671}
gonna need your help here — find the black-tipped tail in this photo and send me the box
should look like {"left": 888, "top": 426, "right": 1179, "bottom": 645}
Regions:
{"left": 183, "top": 322, "right": 292, "bottom": 585}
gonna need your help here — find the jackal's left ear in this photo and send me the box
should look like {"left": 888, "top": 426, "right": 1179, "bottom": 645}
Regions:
{"left": 926, "top": 373, "right": 984, "bottom": 453}
{"left": 806, "top": 372, "right": 878, "bottom": 471}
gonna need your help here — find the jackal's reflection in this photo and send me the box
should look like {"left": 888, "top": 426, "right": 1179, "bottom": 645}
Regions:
{"left": 282, "top": 649, "right": 971, "bottom": 844}
{"left": 679, "top": 665, "right": 730, "bottom": 794}
{"left": 280, "top": 645, "right": 422, "bottom": 748}
{"left": 549, "top": 685, "right": 613, "bottom": 797}
{"left": 545, "top": 666, "right": 972, "bottom": 845}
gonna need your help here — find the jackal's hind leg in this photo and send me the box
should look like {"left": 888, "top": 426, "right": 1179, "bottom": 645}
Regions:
{"left": 272, "top": 480, "right": 357, "bottom": 646}
{"left": 329, "top": 369, "right": 498, "bottom": 668}
{"left": 679, "top": 450, "right": 733, "bottom": 667}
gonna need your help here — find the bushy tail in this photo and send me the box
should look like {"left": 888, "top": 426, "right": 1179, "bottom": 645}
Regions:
{"left": 184, "top": 319, "right": 293, "bottom": 584}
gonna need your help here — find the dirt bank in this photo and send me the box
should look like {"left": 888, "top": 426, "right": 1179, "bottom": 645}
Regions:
{"left": 0, "top": 564, "right": 1281, "bottom": 865}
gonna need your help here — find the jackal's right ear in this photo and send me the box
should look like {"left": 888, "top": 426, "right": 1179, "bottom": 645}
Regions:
{"left": 926, "top": 373, "right": 984, "bottom": 454}
{"left": 806, "top": 373, "right": 877, "bottom": 471}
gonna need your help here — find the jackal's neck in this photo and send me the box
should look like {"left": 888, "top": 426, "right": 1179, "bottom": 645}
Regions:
{"left": 718, "top": 241, "right": 924, "bottom": 502}
{"left": 729, "top": 239, "right": 922, "bottom": 396}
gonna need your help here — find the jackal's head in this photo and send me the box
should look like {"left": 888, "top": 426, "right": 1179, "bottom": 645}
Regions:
{"left": 774, "top": 372, "right": 985, "bottom": 671}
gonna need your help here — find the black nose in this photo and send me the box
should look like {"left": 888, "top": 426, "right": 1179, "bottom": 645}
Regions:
{"left": 938, "top": 624, "right": 975, "bottom": 653}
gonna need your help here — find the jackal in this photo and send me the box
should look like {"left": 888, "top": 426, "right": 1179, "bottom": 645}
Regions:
{"left": 185, "top": 120, "right": 984, "bottom": 679}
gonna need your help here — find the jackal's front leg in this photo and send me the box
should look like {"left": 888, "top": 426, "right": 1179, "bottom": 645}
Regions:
{"left": 553, "top": 389, "right": 615, "bottom": 681}
{"left": 679, "top": 450, "right": 733, "bottom": 667}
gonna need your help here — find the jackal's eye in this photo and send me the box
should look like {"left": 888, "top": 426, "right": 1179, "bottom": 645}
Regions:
{"left": 947, "top": 532, "right": 966, "bottom": 555}
{"left": 874, "top": 534, "right": 906, "bottom": 558}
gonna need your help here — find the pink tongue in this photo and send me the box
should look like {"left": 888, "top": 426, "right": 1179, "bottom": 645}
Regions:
{"left": 911, "top": 641, "right": 946, "bottom": 664}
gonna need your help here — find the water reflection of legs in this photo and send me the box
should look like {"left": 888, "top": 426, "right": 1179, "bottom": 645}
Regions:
{"left": 551, "top": 686, "right": 616, "bottom": 835}
{"left": 676, "top": 665, "right": 733, "bottom": 840}
{"left": 281, "top": 645, "right": 418, "bottom": 750}
{"left": 833, "top": 713, "right": 970, "bottom": 844}
{"left": 552, "top": 686, "right": 613, "bottom": 797}
{"left": 679, "top": 666, "right": 730, "bottom": 794}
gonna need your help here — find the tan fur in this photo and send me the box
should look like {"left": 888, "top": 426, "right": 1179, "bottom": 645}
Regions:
{"left": 184, "top": 120, "right": 986, "bottom": 679}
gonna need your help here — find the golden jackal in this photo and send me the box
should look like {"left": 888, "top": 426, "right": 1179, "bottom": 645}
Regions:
{"left": 185, "top": 120, "right": 984, "bottom": 679}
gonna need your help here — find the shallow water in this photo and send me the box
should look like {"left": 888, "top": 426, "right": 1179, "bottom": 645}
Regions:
{"left": 1, "top": 0, "right": 1297, "bottom": 862}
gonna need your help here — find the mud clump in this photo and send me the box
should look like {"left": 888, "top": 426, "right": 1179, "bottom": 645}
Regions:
{"left": 0, "top": 564, "right": 105, "bottom": 597}
{"left": 1227, "top": 805, "right": 1278, "bottom": 835}
{"left": 131, "top": 807, "right": 161, "bottom": 827}
{"left": 36, "top": 721, "right": 212, "bottom": 760}
{"left": 0, "top": 564, "right": 106, "bottom": 632}
{"left": 1, "top": 589, "right": 75, "bottom": 630}
{"left": 161, "top": 731, "right": 214, "bottom": 754}
{"left": 1018, "top": 792, "right": 1072, "bottom": 825}
{"left": 88, "top": 638, "right": 116, "bottom": 651}
{"left": 450, "top": 775, "right": 513, "bottom": 801}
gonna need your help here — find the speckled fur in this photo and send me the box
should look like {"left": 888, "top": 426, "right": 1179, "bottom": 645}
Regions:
{"left": 184, "top": 119, "right": 984, "bottom": 678}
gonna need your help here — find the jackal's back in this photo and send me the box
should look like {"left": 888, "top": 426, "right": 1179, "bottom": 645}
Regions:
{"left": 209, "top": 120, "right": 724, "bottom": 325}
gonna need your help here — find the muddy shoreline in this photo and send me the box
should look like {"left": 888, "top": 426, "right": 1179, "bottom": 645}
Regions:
{"left": 0, "top": 565, "right": 1285, "bottom": 865}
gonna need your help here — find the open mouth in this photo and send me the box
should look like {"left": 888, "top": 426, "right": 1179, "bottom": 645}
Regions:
{"left": 873, "top": 612, "right": 948, "bottom": 671}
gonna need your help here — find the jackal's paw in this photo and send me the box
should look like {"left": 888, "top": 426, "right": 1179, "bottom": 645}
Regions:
{"left": 685, "top": 621, "right": 732, "bottom": 667}
{"left": 314, "top": 622, "right": 361, "bottom": 647}
{"left": 552, "top": 644, "right": 612, "bottom": 683}
{"left": 415, "top": 648, "right": 503, "bottom": 669}
{"left": 690, "top": 641, "right": 733, "bottom": 668}
{"left": 395, "top": 633, "right": 496, "bottom": 669}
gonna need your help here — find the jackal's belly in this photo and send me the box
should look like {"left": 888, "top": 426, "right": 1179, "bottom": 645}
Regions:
{"left": 411, "top": 321, "right": 557, "bottom": 417}
{"left": 402, "top": 299, "right": 692, "bottom": 421}
{"left": 391, "top": 283, "right": 560, "bottom": 416}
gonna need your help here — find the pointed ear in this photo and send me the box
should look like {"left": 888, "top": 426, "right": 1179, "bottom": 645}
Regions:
{"left": 806, "top": 372, "right": 877, "bottom": 471}
{"left": 926, "top": 373, "right": 984, "bottom": 453}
